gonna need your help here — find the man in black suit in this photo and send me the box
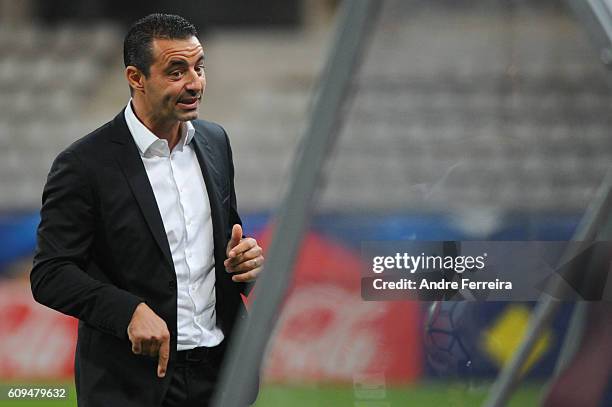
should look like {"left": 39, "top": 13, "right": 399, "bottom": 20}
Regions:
{"left": 30, "top": 14, "right": 263, "bottom": 407}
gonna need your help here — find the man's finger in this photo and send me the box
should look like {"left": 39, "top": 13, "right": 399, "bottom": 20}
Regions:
{"left": 227, "top": 238, "right": 256, "bottom": 258}
{"left": 148, "top": 341, "right": 161, "bottom": 357}
{"left": 140, "top": 339, "right": 151, "bottom": 356}
{"left": 157, "top": 337, "right": 170, "bottom": 378}
{"left": 132, "top": 340, "right": 142, "bottom": 355}
{"left": 227, "top": 224, "right": 242, "bottom": 255}
{"left": 232, "top": 267, "right": 262, "bottom": 282}
{"left": 224, "top": 247, "right": 262, "bottom": 267}
{"left": 226, "top": 256, "right": 264, "bottom": 274}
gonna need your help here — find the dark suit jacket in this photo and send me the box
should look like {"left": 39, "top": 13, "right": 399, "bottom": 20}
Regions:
{"left": 31, "top": 110, "right": 250, "bottom": 407}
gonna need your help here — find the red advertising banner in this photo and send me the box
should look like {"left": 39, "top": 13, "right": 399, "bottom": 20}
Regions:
{"left": 0, "top": 279, "right": 77, "bottom": 379}
{"left": 258, "top": 231, "right": 423, "bottom": 383}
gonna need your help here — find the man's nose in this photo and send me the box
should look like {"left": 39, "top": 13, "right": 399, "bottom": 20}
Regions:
{"left": 185, "top": 71, "right": 203, "bottom": 92}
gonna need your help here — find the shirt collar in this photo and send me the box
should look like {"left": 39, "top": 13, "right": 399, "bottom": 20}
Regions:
{"left": 124, "top": 99, "right": 195, "bottom": 157}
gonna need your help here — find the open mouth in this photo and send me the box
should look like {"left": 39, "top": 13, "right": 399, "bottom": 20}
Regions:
{"left": 177, "top": 96, "right": 199, "bottom": 110}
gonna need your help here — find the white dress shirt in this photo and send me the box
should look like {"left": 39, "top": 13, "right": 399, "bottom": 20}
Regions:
{"left": 124, "top": 101, "right": 224, "bottom": 350}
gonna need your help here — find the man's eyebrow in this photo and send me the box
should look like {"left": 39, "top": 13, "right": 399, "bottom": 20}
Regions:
{"left": 166, "top": 59, "right": 189, "bottom": 69}
{"left": 165, "top": 55, "right": 205, "bottom": 69}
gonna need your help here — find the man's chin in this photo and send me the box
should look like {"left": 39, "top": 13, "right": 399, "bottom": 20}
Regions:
{"left": 177, "top": 109, "right": 199, "bottom": 121}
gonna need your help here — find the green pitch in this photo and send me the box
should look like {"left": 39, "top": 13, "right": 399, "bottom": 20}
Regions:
{"left": 0, "top": 381, "right": 542, "bottom": 406}
{"left": 256, "top": 382, "right": 541, "bottom": 406}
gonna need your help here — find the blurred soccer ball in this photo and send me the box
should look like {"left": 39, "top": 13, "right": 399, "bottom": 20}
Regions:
{"left": 424, "top": 301, "right": 476, "bottom": 377}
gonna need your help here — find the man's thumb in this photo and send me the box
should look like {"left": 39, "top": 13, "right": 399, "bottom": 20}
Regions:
{"left": 228, "top": 224, "right": 242, "bottom": 250}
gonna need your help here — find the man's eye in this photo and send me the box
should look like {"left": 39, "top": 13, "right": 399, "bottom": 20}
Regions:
{"left": 195, "top": 65, "right": 206, "bottom": 75}
{"left": 169, "top": 71, "right": 183, "bottom": 78}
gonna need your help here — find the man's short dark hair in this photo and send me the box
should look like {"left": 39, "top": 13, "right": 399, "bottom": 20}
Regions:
{"left": 124, "top": 13, "right": 198, "bottom": 77}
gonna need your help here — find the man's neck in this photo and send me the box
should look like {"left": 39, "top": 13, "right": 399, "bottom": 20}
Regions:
{"left": 131, "top": 98, "right": 182, "bottom": 151}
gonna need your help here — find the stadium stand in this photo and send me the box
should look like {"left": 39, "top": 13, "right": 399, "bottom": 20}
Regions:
{"left": 0, "top": 2, "right": 610, "bottom": 216}
{"left": 0, "top": 23, "right": 120, "bottom": 208}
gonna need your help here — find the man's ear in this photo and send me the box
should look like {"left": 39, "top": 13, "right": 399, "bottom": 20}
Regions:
{"left": 125, "top": 66, "right": 145, "bottom": 94}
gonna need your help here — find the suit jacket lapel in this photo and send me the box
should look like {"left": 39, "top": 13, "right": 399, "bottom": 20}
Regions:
{"left": 191, "top": 129, "right": 227, "bottom": 265}
{"left": 109, "top": 111, "right": 175, "bottom": 271}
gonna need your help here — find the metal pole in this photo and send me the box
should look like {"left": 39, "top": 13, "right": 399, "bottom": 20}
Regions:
{"left": 212, "top": 1, "right": 381, "bottom": 406}
{"left": 553, "top": 302, "right": 587, "bottom": 375}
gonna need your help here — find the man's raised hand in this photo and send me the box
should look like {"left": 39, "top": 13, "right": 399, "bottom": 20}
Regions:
{"left": 127, "top": 302, "right": 170, "bottom": 378}
{"left": 224, "top": 224, "right": 264, "bottom": 282}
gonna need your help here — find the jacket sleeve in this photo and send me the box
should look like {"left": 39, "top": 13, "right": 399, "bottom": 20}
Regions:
{"left": 30, "top": 149, "right": 143, "bottom": 339}
{"left": 224, "top": 130, "right": 256, "bottom": 296}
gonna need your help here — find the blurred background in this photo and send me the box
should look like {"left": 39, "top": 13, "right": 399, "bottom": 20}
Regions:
{"left": 1, "top": 0, "right": 611, "bottom": 406}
